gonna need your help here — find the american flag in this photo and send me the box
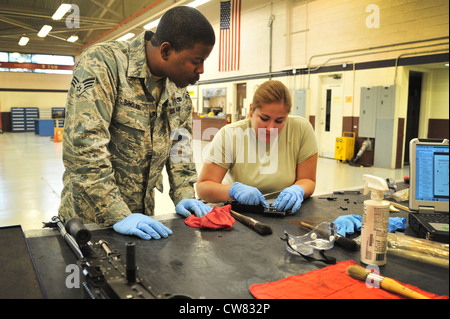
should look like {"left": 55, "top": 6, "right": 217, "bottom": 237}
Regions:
{"left": 219, "top": 0, "right": 241, "bottom": 72}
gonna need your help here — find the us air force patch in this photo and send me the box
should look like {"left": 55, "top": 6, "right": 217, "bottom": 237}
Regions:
{"left": 71, "top": 76, "right": 96, "bottom": 95}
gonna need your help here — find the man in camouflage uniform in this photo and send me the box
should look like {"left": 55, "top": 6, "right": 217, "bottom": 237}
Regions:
{"left": 59, "top": 6, "right": 215, "bottom": 240}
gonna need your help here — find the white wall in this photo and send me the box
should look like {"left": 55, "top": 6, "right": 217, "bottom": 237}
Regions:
{"left": 0, "top": 72, "right": 71, "bottom": 112}
{"left": 1, "top": 0, "right": 448, "bottom": 168}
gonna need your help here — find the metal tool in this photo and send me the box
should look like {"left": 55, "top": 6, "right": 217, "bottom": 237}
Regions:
{"left": 262, "top": 190, "right": 283, "bottom": 198}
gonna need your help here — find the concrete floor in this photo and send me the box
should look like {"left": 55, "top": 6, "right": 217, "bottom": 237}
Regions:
{"left": 0, "top": 132, "right": 409, "bottom": 231}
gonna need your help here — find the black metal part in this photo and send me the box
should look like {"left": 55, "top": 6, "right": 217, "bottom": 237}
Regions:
{"left": 126, "top": 242, "right": 137, "bottom": 284}
{"left": 65, "top": 218, "right": 91, "bottom": 245}
{"left": 43, "top": 216, "right": 191, "bottom": 299}
{"left": 226, "top": 200, "right": 291, "bottom": 216}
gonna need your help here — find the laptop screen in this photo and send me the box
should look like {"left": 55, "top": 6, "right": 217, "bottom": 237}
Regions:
{"left": 415, "top": 144, "right": 449, "bottom": 203}
{"left": 409, "top": 138, "right": 449, "bottom": 212}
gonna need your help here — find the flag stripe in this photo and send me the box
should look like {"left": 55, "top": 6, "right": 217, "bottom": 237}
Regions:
{"left": 219, "top": 0, "right": 241, "bottom": 72}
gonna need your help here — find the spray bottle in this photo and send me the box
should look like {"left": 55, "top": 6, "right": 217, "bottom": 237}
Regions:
{"left": 360, "top": 174, "right": 390, "bottom": 266}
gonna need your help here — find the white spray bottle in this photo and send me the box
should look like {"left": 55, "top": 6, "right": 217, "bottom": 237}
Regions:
{"left": 360, "top": 174, "right": 390, "bottom": 266}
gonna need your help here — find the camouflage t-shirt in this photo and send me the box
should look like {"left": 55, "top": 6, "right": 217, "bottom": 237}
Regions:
{"left": 58, "top": 31, "right": 197, "bottom": 226}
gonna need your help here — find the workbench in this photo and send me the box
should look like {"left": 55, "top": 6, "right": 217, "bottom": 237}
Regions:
{"left": 14, "top": 187, "right": 450, "bottom": 301}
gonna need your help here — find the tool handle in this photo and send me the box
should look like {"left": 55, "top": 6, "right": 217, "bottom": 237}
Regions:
{"left": 387, "top": 201, "right": 412, "bottom": 212}
{"left": 230, "top": 210, "right": 256, "bottom": 226}
{"left": 335, "top": 236, "right": 359, "bottom": 251}
{"left": 381, "top": 277, "right": 430, "bottom": 299}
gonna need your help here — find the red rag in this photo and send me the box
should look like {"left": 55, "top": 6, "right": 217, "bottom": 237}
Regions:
{"left": 185, "top": 204, "right": 236, "bottom": 230}
{"left": 249, "top": 260, "right": 448, "bottom": 299}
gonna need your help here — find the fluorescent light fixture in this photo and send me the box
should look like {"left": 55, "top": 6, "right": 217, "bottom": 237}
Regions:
{"left": 52, "top": 4, "right": 72, "bottom": 20}
{"left": 117, "top": 33, "right": 135, "bottom": 41}
{"left": 37, "top": 25, "right": 52, "bottom": 37}
{"left": 18, "top": 36, "right": 29, "bottom": 46}
{"left": 143, "top": 19, "right": 160, "bottom": 30}
{"left": 67, "top": 35, "right": 79, "bottom": 42}
{"left": 188, "top": 0, "right": 211, "bottom": 8}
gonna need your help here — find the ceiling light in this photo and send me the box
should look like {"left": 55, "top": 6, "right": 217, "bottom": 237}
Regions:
{"left": 18, "top": 36, "right": 29, "bottom": 46}
{"left": 188, "top": 0, "right": 211, "bottom": 8}
{"left": 67, "top": 35, "right": 79, "bottom": 43}
{"left": 37, "top": 25, "right": 52, "bottom": 37}
{"left": 52, "top": 4, "right": 72, "bottom": 20}
{"left": 117, "top": 33, "right": 135, "bottom": 41}
{"left": 143, "top": 19, "right": 160, "bottom": 30}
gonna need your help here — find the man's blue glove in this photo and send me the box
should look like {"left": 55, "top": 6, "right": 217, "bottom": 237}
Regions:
{"left": 113, "top": 213, "right": 172, "bottom": 240}
{"left": 175, "top": 199, "right": 212, "bottom": 218}
{"left": 229, "top": 182, "right": 269, "bottom": 207}
{"left": 389, "top": 217, "right": 406, "bottom": 232}
{"left": 333, "top": 214, "right": 363, "bottom": 237}
{"left": 272, "top": 185, "right": 305, "bottom": 214}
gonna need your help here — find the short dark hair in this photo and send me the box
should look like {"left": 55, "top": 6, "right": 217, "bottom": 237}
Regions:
{"left": 150, "top": 6, "right": 215, "bottom": 51}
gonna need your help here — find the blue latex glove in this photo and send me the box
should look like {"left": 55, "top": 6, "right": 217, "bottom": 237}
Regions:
{"left": 389, "top": 217, "right": 406, "bottom": 233}
{"left": 333, "top": 214, "right": 363, "bottom": 237}
{"left": 229, "top": 182, "right": 269, "bottom": 207}
{"left": 113, "top": 213, "right": 172, "bottom": 240}
{"left": 272, "top": 185, "right": 305, "bottom": 214}
{"left": 175, "top": 199, "right": 212, "bottom": 218}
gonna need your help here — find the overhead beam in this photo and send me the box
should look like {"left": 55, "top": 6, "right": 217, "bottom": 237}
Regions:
{"left": 90, "top": 0, "right": 124, "bottom": 20}
{"left": 0, "top": 38, "right": 80, "bottom": 55}
{"left": 0, "top": 14, "right": 36, "bottom": 32}
{"left": 81, "top": 0, "right": 191, "bottom": 49}
{"left": 0, "top": 6, "right": 120, "bottom": 25}
{"left": 84, "top": 0, "right": 118, "bottom": 39}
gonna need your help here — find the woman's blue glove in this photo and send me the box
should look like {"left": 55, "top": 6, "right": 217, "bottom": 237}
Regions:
{"left": 175, "top": 199, "right": 212, "bottom": 218}
{"left": 113, "top": 213, "right": 172, "bottom": 240}
{"left": 333, "top": 214, "right": 362, "bottom": 237}
{"left": 229, "top": 182, "right": 269, "bottom": 207}
{"left": 272, "top": 185, "right": 305, "bottom": 214}
{"left": 388, "top": 217, "right": 407, "bottom": 232}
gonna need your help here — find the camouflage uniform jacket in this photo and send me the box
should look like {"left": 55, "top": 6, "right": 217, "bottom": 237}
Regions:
{"left": 58, "top": 31, "right": 197, "bottom": 226}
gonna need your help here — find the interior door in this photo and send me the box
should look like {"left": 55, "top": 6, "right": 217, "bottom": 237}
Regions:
{"left": 317, "top": 78, "right": 343, "bottom": 158}
{"left": 236, "top": 83, "right": 246, "bottom": 121}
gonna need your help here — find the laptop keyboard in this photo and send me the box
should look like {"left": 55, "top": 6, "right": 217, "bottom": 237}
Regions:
{"left": 420, "top": 213, "right": 449, "bottom": 223}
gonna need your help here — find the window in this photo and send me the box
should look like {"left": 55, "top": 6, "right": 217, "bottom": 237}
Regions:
{"left": 325, "top": 89, "right": 332, "bottom": 132}
{"left": 31, "top": 54, "right": 74, "bottom": 65}
{"left": 0, "top": 51, "right": 74, "bottom": 74}
{"left": 9, "top": 52, "right": 32, "bottom": 63}
{"left": 0, "top": 52, "right": 8, "bottom": 62}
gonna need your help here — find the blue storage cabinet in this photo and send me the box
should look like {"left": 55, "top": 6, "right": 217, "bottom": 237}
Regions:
{"left": 54, "top": 119, "right": 65, "bottom": 128}
{"left": 51, "top": 107, "right": 66, "bottom": 119}
{"left": 11, "top": 108, "right": 26, "bottom": 132}
{"left": 51, "top": 107, "right": 66, "bottom": 132}
{"left": 25, "top": 108, "right": 39, "bottom": 131}
{"left": 34, "top": 119, "right": 55, "bottom": 136}
{"left": 11, "top": 107, "right": 39, "bottom": 132}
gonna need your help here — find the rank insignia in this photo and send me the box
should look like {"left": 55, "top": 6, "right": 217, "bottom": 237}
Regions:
{"left": 71, "top": 76, "right": 96, "bottom": 95}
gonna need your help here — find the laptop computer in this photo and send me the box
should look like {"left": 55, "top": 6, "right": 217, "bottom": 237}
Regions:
{"left": 408, "top": 138, "right": 449, "bottom": 243}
